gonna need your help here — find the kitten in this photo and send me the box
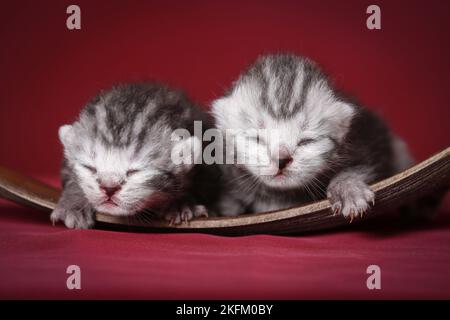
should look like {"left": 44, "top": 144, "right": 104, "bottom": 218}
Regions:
{"left": 212, "top": 53, "right": 412, "bottom": 220}
{"left": 51, "top": 83, "right": 219, "bottom": 229}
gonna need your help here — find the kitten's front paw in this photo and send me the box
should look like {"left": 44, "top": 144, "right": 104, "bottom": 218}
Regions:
{"left": 163, "top": 204, "right": 208, "bottom": 225}
{"left": 327, "top": 179, "right": 375, "bottom": 222}
{"left": 50, "top": 206, "right": 95, "bottom": 229}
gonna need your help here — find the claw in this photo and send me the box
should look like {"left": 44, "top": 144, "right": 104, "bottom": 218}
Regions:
{"left": 332, "top": 204, "right": 341, "bottom": 216}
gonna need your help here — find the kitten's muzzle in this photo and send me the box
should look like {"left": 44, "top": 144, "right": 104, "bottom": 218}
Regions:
{"left": 100, "top": 185, "right": 121, "bottom": 198}
{"left": 278, "top": 156, "right": 293, "bottom": 171}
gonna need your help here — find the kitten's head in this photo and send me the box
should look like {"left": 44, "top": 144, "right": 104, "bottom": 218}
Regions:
{"left": 212, "top": 54, "right": 355, "bottom": 189}
{"left": 60, "top": 84, "right": 201, "bottom": 216}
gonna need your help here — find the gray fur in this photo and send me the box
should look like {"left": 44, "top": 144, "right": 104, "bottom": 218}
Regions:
{"left": 237, "top": 54, "right": 327, "bottom": 118}
{"left": 51, "top": 83, "right": 220, "bottom": 228}
{"left": 212, "top": 53, "right": 413, "bottom": 219}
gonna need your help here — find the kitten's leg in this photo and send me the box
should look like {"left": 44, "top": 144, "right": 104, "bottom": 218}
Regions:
{"left": 327, "top": 166, "right": 375, "bottom": 221}
{"left": 50, "top": 179, "right": 95, "bottom": 229}
{"left": 216, "top": 196, "right": 247, "bottom": 217}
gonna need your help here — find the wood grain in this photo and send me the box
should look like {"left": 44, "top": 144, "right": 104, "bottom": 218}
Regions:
{"left": 0, "top": 147, "right": 449, "bottom": 235}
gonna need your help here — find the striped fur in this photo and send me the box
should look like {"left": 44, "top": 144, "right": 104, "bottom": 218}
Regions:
{"left": 51, "top": 83, "right": 219, "bottom": 228}
{"left": 212, "top": 53, "right": 412, "bottom": 218}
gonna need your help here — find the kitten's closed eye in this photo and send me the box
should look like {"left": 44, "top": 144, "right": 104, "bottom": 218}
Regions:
{"left": 297, "top": 138, "right": 315, "bottom": 147}
{"left": 126, "top": 169, "right": 140, "bottom": 177}
{"left": 82, "top": 164, "right": 97, "bottom": 174}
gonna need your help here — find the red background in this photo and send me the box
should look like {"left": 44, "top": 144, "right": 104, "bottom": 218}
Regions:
{"left": 0, "top": 0, "right": 449, "bottom": 176}
{"left": 0, "top": 0, "right": 449, "bottom": 299}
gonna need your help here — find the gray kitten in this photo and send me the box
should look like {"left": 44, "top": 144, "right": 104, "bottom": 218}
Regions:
{"left": 212, "top": 54, "right": 412, "bottom": 220}
{"left": 51, "top": 83, "right": 219, "bottom": 229}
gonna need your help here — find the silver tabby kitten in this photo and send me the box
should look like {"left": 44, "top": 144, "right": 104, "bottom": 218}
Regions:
{"left": 51, "top": 83, "right": 219, "bottom": 228}
{"left": 212, "top": 54, "right": 412, "bottom": 219}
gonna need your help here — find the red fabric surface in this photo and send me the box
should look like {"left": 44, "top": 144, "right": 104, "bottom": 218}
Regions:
{"left": 1, "top": 197, "right": 450, "bottom": 299}
{"left": 0, "top": 0, "right": 449, "bottom": 299}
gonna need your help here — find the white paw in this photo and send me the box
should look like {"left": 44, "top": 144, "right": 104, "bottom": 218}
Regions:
{"left": 164, "top": 204, "right": 208, "bottom": 225}
{"left": 50, "top": 206, "right": 95, "bottom": 229}
{"left": 327, "top": 179, "right": 375, "bottom": 222}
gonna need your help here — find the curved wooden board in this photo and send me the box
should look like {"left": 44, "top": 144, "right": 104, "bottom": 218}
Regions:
{"left": 0, "top": 147, "right": 449, "bottom": 235}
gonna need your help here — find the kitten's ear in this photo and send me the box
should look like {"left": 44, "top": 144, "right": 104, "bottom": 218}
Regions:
{"left": 58, "top": 124, "right": 74, "bottom": 148}
{"left": 171, "top": 135, "right": 202, "bottom": 173}
{"left": 211, "top": 96, "right": 238, "bottom": 130}
{"left": 324, "top": 101, "right": 355, "bottom": 141}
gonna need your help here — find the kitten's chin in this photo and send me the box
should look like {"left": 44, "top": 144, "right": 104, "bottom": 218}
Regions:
{"left": 258, "top": 173, "right": 305, "bottom": 190}
{"left": 95, "top": 203, "right": 136, "bottom": 216}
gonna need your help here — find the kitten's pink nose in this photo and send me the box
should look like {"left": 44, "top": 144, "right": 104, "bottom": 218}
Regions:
{"left": 278, "top": 156, "right": 293, "bottom": 170}
{"left": 100, "top": 185, "right": 121, "bottom": 198}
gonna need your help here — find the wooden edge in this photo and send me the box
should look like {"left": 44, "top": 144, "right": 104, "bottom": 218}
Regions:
{"left": 96, "top": 146, "right": 450, "bottom": 232}
{"left": 0, "top": 147, "right": 449, "bottom": 235}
